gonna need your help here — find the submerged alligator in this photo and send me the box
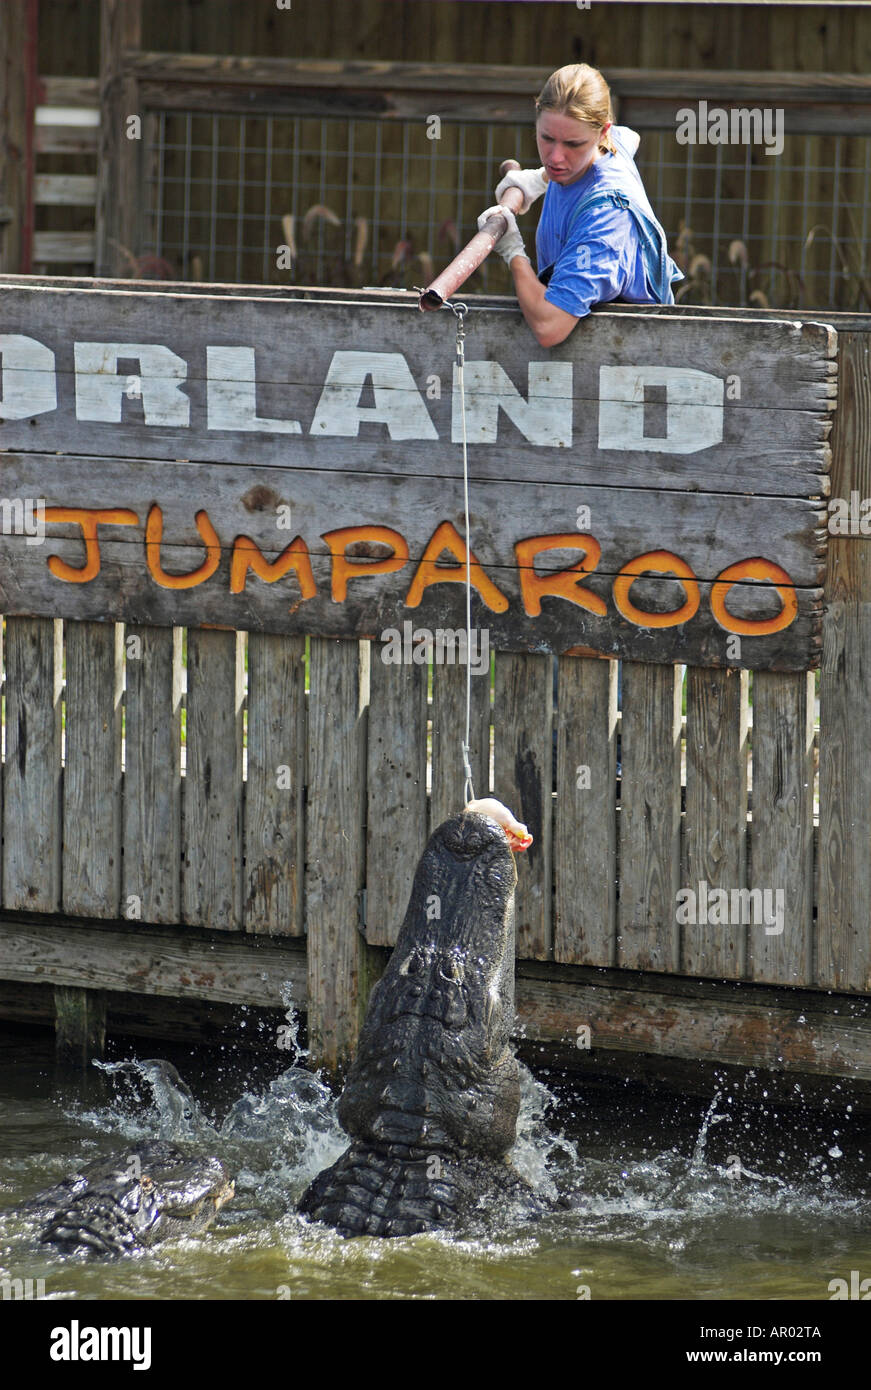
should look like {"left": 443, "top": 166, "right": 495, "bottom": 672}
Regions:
{"left": 298, "top": 803, "right": 536, "bottom": 1237}
{"left": 20, "top": 1141, "right": 234, "bottom": 1257}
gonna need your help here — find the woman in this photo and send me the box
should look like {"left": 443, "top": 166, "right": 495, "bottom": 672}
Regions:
{"left": 478, "top": 63, "right": 683, "bottom": 347}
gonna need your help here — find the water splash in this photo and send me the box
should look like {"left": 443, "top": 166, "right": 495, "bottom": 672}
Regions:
{"left": 92, "top": 1059, "right": 214, "bottom": 1142}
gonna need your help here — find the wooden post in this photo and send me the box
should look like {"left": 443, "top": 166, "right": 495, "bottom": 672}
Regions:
{"left": 54, "top": 985, "right": 106, "bottom": 1066}
{"left": 96, "top": 0, "right": 142, "bottom": 276}
{"left": 305, "top": 638, "right": 370, "bottom": 1077}
{"left": 0, "top": 0, "right": 35, "bottom": 273}
{"left": 818, "top": 333, "right": 871, "bottom": 991}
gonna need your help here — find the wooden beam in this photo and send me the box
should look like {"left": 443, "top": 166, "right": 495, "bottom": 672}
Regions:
{"left": 126, "top": 54, "right": 871, "bottom": 104}
{"left": 0, "top": 914, "right": 307, "bottom": 1006}
{"left": 96, "top": 0, "right": 142, "bottom": 277}
{"left": 2, "top": 917, "right": 870, "bottom": 1085}
{"left": 515, "top": 961, "right": 871, "bottom": 1084}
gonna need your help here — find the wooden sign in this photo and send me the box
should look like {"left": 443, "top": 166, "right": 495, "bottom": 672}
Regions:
{"left": 0, "top": 283, "right": 835, "bottom": 668}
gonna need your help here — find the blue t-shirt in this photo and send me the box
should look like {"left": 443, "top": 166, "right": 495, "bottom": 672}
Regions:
{"left": 535, "top": 125, "right": 680, "bottom": 318}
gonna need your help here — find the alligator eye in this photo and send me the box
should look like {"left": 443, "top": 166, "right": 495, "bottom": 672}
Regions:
{"left": 439, "top": 957, "right": 464, "bottom": 984}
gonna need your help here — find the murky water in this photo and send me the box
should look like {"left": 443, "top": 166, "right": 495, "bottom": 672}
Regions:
{"left": 1, "top": 1027, "right": 869, "bottom": 1302}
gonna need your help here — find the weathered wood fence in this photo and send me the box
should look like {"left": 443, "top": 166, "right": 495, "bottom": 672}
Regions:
{"left": 1, "top": 277, "right": 870, "bottom": 1086}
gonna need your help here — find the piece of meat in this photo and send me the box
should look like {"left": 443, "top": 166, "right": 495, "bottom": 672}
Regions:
{"left": 464, "top": 797, "right": 533, "bottom": 852}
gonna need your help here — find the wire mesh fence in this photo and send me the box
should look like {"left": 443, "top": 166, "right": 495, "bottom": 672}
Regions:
{"left": 141, "top": 104, "right": 871, "bottom": 311}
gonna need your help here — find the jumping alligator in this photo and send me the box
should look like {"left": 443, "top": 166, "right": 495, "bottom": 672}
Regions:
{"left": 20, "top": 1141, "right": 234, "bottom": 1257}
{"left": 298, "top": 806, "right": 537, "bottom": 1237}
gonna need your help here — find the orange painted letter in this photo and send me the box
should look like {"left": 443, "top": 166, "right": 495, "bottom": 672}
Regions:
{"left": 321, "top": 526, "right": 409, "bottom": 603}
{"left": 230, "top": 534, "right": 317, "bottom": 601}
{"left": 146, "top": 504, "right": 221, "bottom": 589}
{"left": 514, "top": 533, "right": 606, "bottom": 618}
{"left": 405, "top": 521, "right": 508, "bottom": 612}
{"left": 612, "top": 550, "right": 700, "bottom": 628}
{"left": 710, "top": 558, "right": 798, "bottom": 635}
{"left": 45, "top": 506, "right": 139, "bottom": 583}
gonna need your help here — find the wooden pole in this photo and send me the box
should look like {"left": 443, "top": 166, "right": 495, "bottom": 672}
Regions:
{"left": 96, "top": 0, "right": 142, "bottom": 276}
{"left": 0, "top": 0, "right": 35, "bottom": 273}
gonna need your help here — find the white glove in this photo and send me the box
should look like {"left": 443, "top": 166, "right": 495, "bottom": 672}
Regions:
{"left": 476, "top": 205, "right": 529, "bottom": 266}
{"left": 494, "top": 166, "right": 548, "bottom": 215}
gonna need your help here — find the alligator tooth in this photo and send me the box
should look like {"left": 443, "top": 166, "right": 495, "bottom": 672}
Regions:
{"left": 420, "top": 1123, "right": 429, "bottom": 1139}
{"left": 380, "top": 1087, "right": 391, "bottom": 1103}
{"left": 421, "top": 1062, "right": 429, "bottom": 1079}
{"left": 392, "top": 1057, "right": 401, "bottom": 1072}
{"left": 433, "top": 1203, "right": 444, "bottom": 1219}
{"left": 422, "top": 1100, "right": 431, "bottom": 1115}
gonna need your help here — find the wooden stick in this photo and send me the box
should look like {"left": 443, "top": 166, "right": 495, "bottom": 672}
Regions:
{"left": 418, "top": 159, "right": 526, "bottom": 311}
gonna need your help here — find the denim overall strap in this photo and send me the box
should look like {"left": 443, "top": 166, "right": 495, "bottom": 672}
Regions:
{"left": 565, "top": 188, "right": 673, "bottom": 303}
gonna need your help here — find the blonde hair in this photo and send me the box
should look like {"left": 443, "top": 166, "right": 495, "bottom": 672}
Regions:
{"left": 535, "top": 64, "right": 617, "bottom": 155}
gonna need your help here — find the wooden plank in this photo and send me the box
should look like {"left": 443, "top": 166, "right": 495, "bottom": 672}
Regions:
{"left": 181, "top": 627, "right": 244, "bottom": 931}
{"left": 515, "top": 961, "right": 871, "bottom": 1084}
{"left": 493, "top": 652, "right": 552, "bottom": 959}
{"left": 122, "top": 623, "right": 181, "bottom": 924}
{"left": 554, "top": 654, "right": 617, "bottom": 965}
{"left": 31, "top": 233, "right": 95, "bottom": 262}
{"left": 429, "top": 659, "right": 490, "bottom": 831}
{"left": 62, "top": 619, "right": 123, "bottom": 918}
{"left": 682, "top": 666, "right": 749, "bottom": 977}
{"left": 34, "top": 175, "right": 98, "bottom": 206}
{"left": 747, "top": 671, "right": 815, "bottom": 985}
{"left": 0, "top": 453, "right": 827, "bottom": 591}
{"left": 0, "top": 915, "right": 306, "bottom": 1006}
{"left": 365, "top": 655, "right": 427, "bottom": 946}
{"left": 34, "top": 125, "right": 99, "bottom": 155}
{"left": 96, "top": 0, "right": 142, "bottom": 277}
{"left": 305, "top": 636, "right": 368, "bottom": 1074}
{"left": 621, "top": 96, "right": 871, "bottom": 137}
{"left": 0, "top": 278, "right": 862, "bottom": 332}
{"left": 126, "top": 54, "right": 871, "bottom": 104}
{"left": 1, "top": 618, "right": 62, "bottom": 911}
{"left": 244, "top": 631, "right": 306, "bottom": 936}
{"left": 0, "top": 452, "right": 828, "bottom": 671}
{"left": 0, "top": 2, "right": 30, "bottom": 273}
{"left": 39, "top": 76, "right": 100, "bottom": 107}
{"left": 818, "top": 331, "right": 871, "bottom": 992}
{"left": 0, "top": 289, "right": 836, "bottom": 499}
{"left": 3, "top": 920, "right": 871, "bottom": 1088}
{"left": 618, "top": 661, "right": 682, "bottom": 971}
{"left": 53, "top": 984, "right": 106, "bottom": 1064}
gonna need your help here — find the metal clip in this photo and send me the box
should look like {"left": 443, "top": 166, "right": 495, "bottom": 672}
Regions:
{"left": 448, "top": 299, "right": 468, "bottom": 365}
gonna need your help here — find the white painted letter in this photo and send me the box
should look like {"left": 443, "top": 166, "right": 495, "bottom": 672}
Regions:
{"left": 207, "top": 346, "right": 301, "bottom": 433}
{"left": 598, "top": 366, "right": 724, "bottom": 454}
{"left": 75, "top": 342, "right": 189, "bottom": 425}
{"left": 310, "top": 351, "right": 437, "bottom": 440}
{"left": 452, "top": 361, "right": 572, "bottom": 447}
{"left": 0, "top": 334, "right": 57, "bottom": 418}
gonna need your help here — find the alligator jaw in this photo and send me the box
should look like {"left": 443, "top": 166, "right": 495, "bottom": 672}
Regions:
{"left": 299, "top": 810, "right": 532, "bottom": 1237}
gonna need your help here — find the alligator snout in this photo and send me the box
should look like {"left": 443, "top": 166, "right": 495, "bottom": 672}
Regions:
{"left": 437, "top": 811, "right": 509, "bottom": 860}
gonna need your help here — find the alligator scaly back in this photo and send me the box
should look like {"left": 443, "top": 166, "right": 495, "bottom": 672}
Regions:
{"left": 298, "top": 809, "right": 535, "bottom": 1237}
